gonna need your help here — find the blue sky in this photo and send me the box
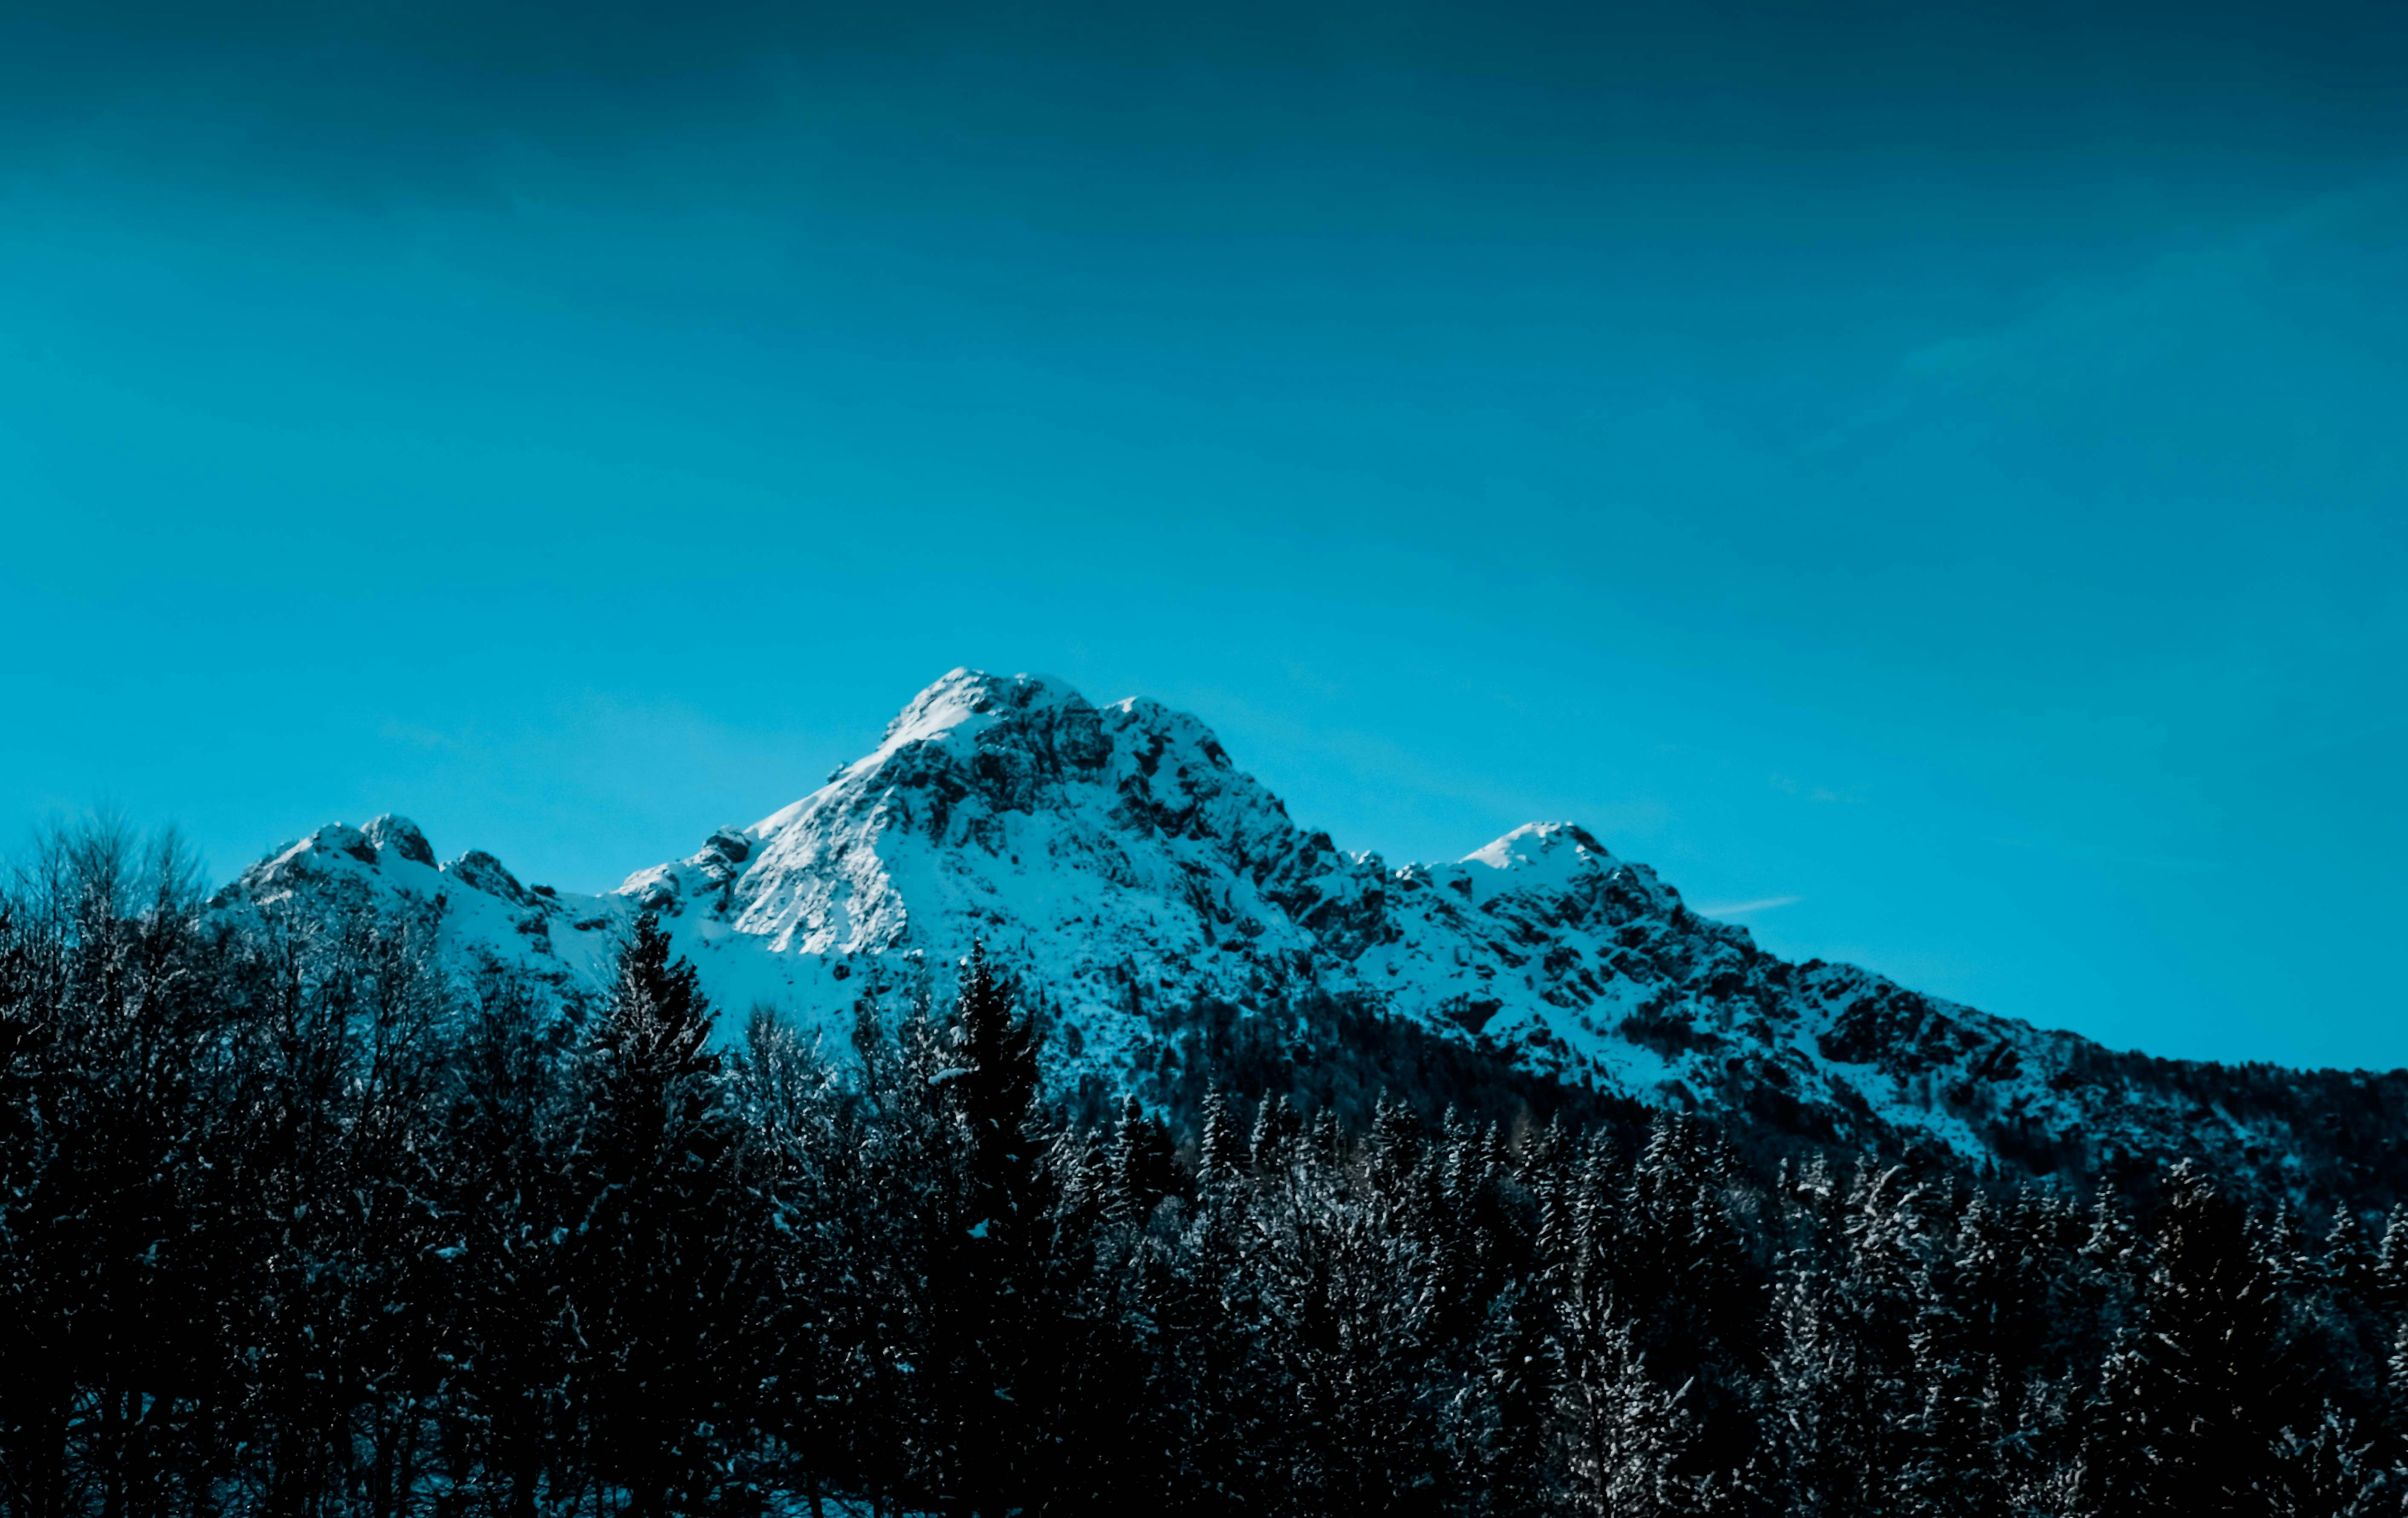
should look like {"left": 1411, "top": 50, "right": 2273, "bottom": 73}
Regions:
{"left": 3, "top": 0, "right": 2402, "bottom": 1068}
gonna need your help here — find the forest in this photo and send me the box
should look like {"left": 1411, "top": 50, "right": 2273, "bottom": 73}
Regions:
{"left": 5, "top": 821, "right": 2406, "bottom": 1517}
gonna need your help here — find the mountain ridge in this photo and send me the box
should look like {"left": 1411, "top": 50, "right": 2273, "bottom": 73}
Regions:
{"left": 212, "top": 667, "right": 2408, "bottom": 1203}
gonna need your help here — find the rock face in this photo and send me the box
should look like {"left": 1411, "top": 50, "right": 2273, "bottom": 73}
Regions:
{"left": 212, "top": 668, "right": 2374, "bottom": 1184}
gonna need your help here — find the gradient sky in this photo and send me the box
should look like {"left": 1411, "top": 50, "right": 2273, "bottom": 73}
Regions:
{"left": 3, "top": 0, "right": 2402, "bottom": 1068}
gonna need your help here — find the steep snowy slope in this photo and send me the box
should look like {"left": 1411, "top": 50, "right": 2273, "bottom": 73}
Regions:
{"left": 214, "top": 668, "right": 2353, "bottom": 1183}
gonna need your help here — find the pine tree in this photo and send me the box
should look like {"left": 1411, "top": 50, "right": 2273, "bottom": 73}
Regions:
{"left": 1622, "top": 1114, "right": 1752, "bottom": 1390}
{"left": 2267, "top": 1405, "right": 2392, "bottom": 1516}
{"left": 952, "top": 943, "right": 1041, "bottom": 1237}
{"left": 1369, "top": 1092, "right": 1424, "bottom": 1184}
{"left": 563, "top": 911, "right": 755, "bottom": 1518}
{"left": 1553, "top": 1304, "right": 1702, "bottom": 1518}
{"left": 1197, "top": 1087, "right": 1239, "bottom": 1193}
{"left": 1901, "top": 1195, "right": 2030, "bottom": 1518}
{"left": 438, "top": 975, "right": 572, "bottom": 1518}
{"left": 1155, "top": 1131, "right": 1264, "bottom": 1513}
{"left": 2384, "top": 1322, "right": 2408, "bottom": 1455}
{"left": 1449, "top": 1280, "right": 1553, "bottom": 1517}
{"left": 2372, "top": 1206, "right": 2408, "bottom": 1309}
{"left": 1763, "top": 1163, "right": 1927, "bottom": 1516}
{"left": 2083, "top": 1162, "right": 2291, "bottom": 1515}
{"left": 1110, "top": 1095, "right": 1178, "bottom": 1222}
{"left": 931, "top": 942, "right": 1054, "bottom": 1516}
{"left": 1251, "top": 1093, "right": 1301, "bottom": 1176}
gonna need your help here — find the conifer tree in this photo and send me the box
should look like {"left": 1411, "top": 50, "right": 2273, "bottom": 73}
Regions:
{"left": 1764, "top": 1164, "right": 1926, "bottom": 1515}
{"left": 1110, "top": 1095, "right": 1178, "bottom": 1221}
{"left": 1901, "top": 1196, "right": 2026, "bottom": 1518}
{"left": 1251, "top": 1092, "right": 1301, "bottom": 1175}
{"left": 2373, "top": 1206, "right": 2408, "bottom": 1309}
{"left": 1450, "top": 1280, "right": 1553, "bottom": 1517}
{"left": 931, "top": 942, "right": 1053, "bottom": 1516}
{"left": 1553, "top": 1306, "right": 1702, "bottom": 1518}
{"left": 563, "top": 911, "right": 754, "bottom": 1518}
{"left": 438, "top": 974, "right": 571, "bottom": 1518}
{"left": 2083, "top": 1162, "right": 2290, "bottom": 1515}
{"left": 1197, "top": 1086, "right": 1239, "bottom": 1191}
{"left": 2321, "top": 1202, "right": 2372, "bottom": 1294}
{"left": 2267, "top": 1405, "right": 2391, "bottom": 1516}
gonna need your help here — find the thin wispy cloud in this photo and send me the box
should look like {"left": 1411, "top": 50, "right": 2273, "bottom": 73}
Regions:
{"left": 1697, "top": 895, "right": 1801, "bottom": 918}
{"left": 1789, "top": 175, "right": 2408, "bottom": 469}
{"left": 1770, "top": 774, "right": 1861, "bottom": 805}
{"left": 1893, "top": 177, "right": 2404, "bottom": 394}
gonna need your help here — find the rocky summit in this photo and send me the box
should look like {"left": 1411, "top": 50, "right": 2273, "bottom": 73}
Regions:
{"left": 215, "top": 667, "right": 2405, "bottom": 1193}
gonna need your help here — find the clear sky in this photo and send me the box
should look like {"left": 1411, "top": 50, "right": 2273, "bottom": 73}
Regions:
{"left": 2, "top": 0, "right": 2401, "bottom": 1069}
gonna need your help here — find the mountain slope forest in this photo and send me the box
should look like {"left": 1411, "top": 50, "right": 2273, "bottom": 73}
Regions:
{"left": 6, "top": 820, "right": 2408, "bottom": 1517}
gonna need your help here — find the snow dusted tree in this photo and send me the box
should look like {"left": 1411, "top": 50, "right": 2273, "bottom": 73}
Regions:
{"left": 1446, "top": 1280, "right": 1553, "bottom": 1518}
{"left": 1196, "top": 1085, "right": 1239, "bottom": 1188}
{"left": 1251, "top": 1091, "right": 1302, "bottom": 1175}
{"left": 1761, "top": 1162, "right": 1929, "bottom": 1515}
{"left": 2322, "top": 1202, "right": 2374, "bottom": 1297}
{"left": 1256, "top": 1157, "right": 1438, "bottom": 1513}
{"left": 0, "top": 820, "right": 225, "bottom": 1518}
{"left": 1109, "top": 1093, "right": 1178, "bottom": 1222}
{"left": 1150, "top": 1089, "right": 1266, "bottom": 1514}
{"left": 1553, "top": 1302, "right": 1704, "bottom": 1518}
{"left": 1898, "top": 1191, "right": 2068, "bottom": 1518}
{"left": 929, "top": 942, "right": 1055, "bottom": 1516}
{"left": 2083, "top": 1161, "right": 2291, "bottom": 1515}
{"left": 2372, "top": 1205, "right": 2408, "bottom": 1310}
{"left": 2265, "top": 1405, "right": 2393, "bottom": 1516}
{"left": 562, "top": 911, "right": 758, "bottom": 1517}
{"left": 437, "top": 972, "right": 573, "bottom": 1518}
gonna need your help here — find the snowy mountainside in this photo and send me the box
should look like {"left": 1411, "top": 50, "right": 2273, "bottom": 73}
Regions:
{"left": 215, "top": 668, "right": 2380, "bottom": 1191}
{"left": 213, "top": 814, "right": 628, "bottom": 995}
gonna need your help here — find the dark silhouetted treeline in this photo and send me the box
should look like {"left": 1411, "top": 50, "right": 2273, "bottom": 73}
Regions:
{"left": 6, "top": 821, "right": 2408, "bottom": 1516}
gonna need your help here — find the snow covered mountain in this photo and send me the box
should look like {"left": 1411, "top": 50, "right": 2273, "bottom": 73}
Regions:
{"left": 214, "top": 668, "right": 2377, "bottom": 1187}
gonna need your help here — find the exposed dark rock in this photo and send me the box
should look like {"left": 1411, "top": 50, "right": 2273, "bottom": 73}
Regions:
{"left": 363, "top": 814, "right": 436, "bottom": 867}
{"left": 446, "top": 849, "right": 531, "bottom": 905}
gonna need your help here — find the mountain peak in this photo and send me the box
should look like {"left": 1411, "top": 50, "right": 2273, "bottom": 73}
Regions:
{"left": 214, "top": 666, "right": 2258, "bottom": 1183}
{"left": 878, "top": 667, "right": 1086, "bottom": 751}
{"left": 1463, "top": 821, "right": 1613, "bottom": 873}
{"left": 363, "top": 813, "right": 436, "bottom": 867}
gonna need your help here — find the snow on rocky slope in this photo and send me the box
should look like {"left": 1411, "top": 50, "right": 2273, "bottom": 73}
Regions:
{"left": 212, "top": 668, "right": 2317, "bottom": 1179}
